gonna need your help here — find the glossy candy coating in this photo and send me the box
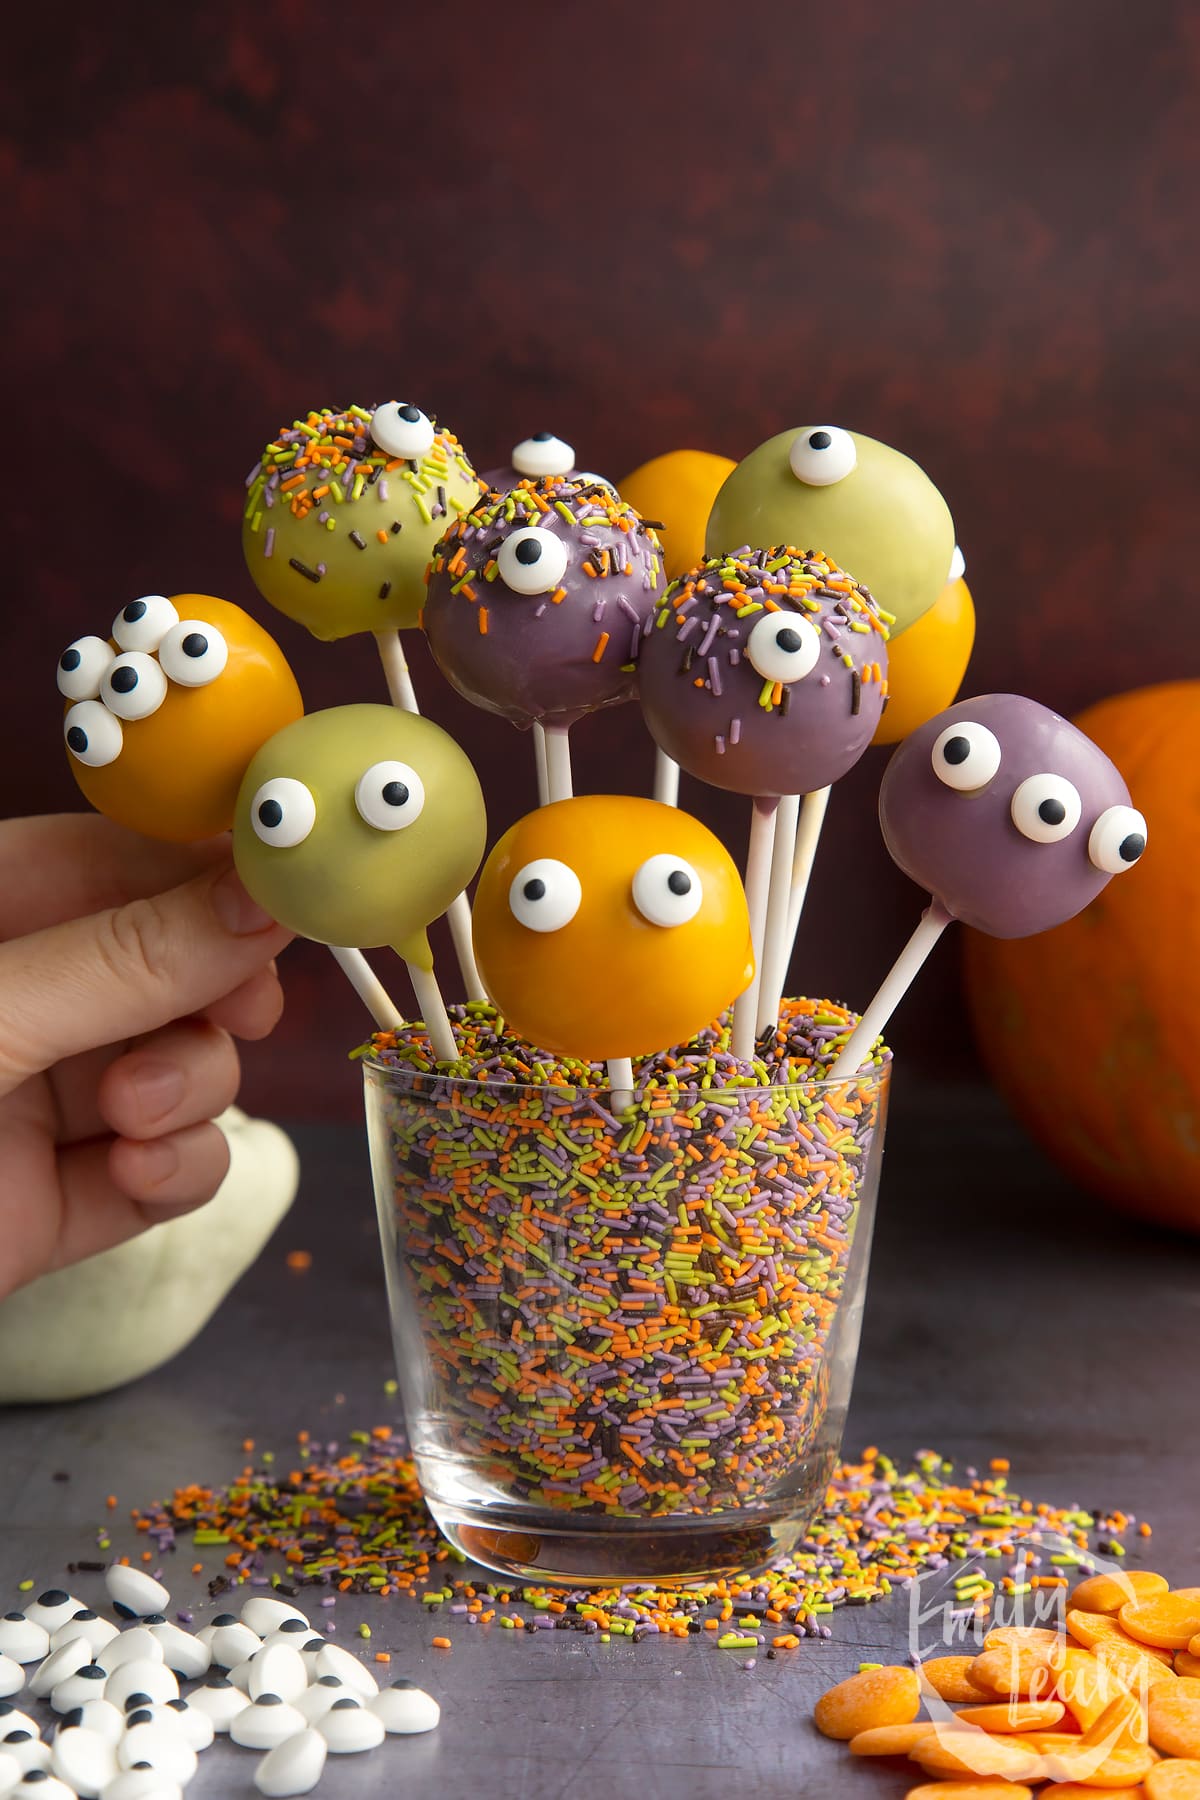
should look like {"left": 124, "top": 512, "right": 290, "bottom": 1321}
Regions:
{"left": 62, "top": 595, "right": 303, "bottom": 842}
{"left": 423, "top": 477, "right": 665, "bottom": 730}
{"left": 233, "top": 704, "right": 486, "bottom": 968}
{"left": 638, "top": 548, "right": 889, "bottom": 797}
{"left": 472, "top": 795, "right": 753, "bottom": 1060}
{"left": 880, "top": 693, "right": 1145, "bottom": 936}
{"left": 618, "top": 448, "right": 737, "bottom": 582}
{"left": 706, "top": 426, "right": 954, "bottom": 634}
{"left": 872, "top": 558, "right": 975, "bottom": 746}
{"left": 243, "top": 404, "right": 482, "bottom": 640}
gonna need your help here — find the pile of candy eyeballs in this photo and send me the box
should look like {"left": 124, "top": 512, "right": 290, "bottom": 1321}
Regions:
{"left": 0, "top": 1569, "right": 438, "bottom": 1799}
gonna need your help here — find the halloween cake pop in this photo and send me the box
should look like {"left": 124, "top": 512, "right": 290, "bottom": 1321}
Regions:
{"left": 872, "top": 545, "right": 975, "bottom": 747}
{"left": 472, "top": 795, "right": 753, "bottom": 1063}
{"left": 242, "top": 404, "right": 481, "bottom": 641}
{"left": 830, "top": 693, "right": 1146, "bottom": 1077}
{"left": 618, "top": 448, "right": 736, "bottom": 583}
{"left": 705, "top": 426, "right": 954, "bottom": 634}
{"left": 60, "top": 594, "right": 303, "bottom": 842}
{"left": 480, "top": 432, "right": 578, "bottom": 491}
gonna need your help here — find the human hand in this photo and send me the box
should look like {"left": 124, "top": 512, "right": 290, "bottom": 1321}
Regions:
{"left": 0, "top": 814, "right": 292, "bottom": 1300}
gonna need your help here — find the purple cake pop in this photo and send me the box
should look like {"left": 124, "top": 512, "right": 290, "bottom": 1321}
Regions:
{"left": 480, "top": 431, "right": 578, "bottom": 492}
{"left": 637, "top": 548, "right": 891, "bottom": 797}
{"left": 423, "top": 476, "right": 664, "bottom": 730}
{"left": 879, "top": 693, "right": 1147, "bottom": 937}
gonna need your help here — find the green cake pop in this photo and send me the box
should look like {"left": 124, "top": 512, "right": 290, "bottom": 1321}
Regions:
{"left": 705, "top": 425, "right": 954, "bottom": 634}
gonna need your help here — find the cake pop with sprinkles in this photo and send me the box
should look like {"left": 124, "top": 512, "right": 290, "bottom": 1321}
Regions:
{"left": 706, "top": 426, "right": 954, "bottom": 634}
{"left": 471, "top": 794, "right": 753, "bottom": 1062}
{"left": 242, "top": 403, "right": 482, "bottom": 642}
{"left": 638, "top": 548, "right": 891, "bottom": 797}
{"left": 58, "top": 593, "right": 303, "bottom": 841}
{"left": 480, "top": 431, "right": 578, "bottom": 491}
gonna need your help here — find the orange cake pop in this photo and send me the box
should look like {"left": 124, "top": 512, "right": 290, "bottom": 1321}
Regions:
{"left": 472, "top": 795, "right": 753, "bottom": 1061}
{"left": 872, "top": 546, "right": 976, "bottom": 746}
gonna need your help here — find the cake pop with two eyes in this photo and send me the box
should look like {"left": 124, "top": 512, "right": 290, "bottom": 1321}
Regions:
{"left": 232, "top": 704, "right": 487, "bottom": 1063}
{"left": 829, "top": 693, "right": 1147, "bottom": 1079}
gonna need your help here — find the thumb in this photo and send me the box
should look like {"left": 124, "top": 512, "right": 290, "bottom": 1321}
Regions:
{"left": 0, "top": 862, "right": 292, "bottom": 1096}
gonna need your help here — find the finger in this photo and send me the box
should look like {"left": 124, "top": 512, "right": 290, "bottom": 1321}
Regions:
{"left": 0, "top": 814, "right": 228, "bottom": 940}
{"left": 201, "top": 965, "right": 285, "bottom": 1041}
{"left": 0, "top": 864, "right": 292, "bottom": 1098}
{"left": 96, "top": 1020, "right": 241, "bottom": 1141}
{"left": 47, "top": 1043, "right": 131, "bottom": 1144}
{"left": 107, "top": 1122, "right": 231, "bottom": 1217}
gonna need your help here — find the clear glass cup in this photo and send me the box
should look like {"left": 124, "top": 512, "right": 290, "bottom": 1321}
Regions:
{"left": 364, "top": 1059, "right": 889, "bottom": 1585}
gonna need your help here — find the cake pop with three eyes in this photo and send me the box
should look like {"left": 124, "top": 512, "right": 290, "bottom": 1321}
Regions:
{"left": 830, "top": 693, "right": 1147, "bottom": 1078}
{"left": 58, "top": 593, "right": 303, "bottom": 841}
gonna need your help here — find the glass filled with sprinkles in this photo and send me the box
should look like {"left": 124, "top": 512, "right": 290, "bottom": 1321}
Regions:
{"left": 362, "top": 1000, "right": 889, "bottom": 1586}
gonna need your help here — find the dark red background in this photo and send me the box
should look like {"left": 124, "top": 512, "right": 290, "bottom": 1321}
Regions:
{"left": 3, "top": 1, "right": 1197, "bottom": 1120}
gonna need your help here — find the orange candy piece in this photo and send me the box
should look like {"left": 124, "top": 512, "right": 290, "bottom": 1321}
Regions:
{"left": 1042, "top": 1788, "right": 1146, "bottom": 1798}
{"left": 1070, "top": 1570, "right": 1171, "bottom": 1616}
{"left": 971, "top": 1639, "right": 1065, "bottom": 1699}
{"left": 1145, "top": 1763, "right": 1200, "bottom": 1800}
{"left": 1070, "top": 1609, "right": 1176, "bottom": 1665}
{"left": 905, "top": 1785, "right": 1033, "bottom": 1800}
{"left": 911, "top": 1724, "right": 1041, "bottom": 1779}
{"left": 957, "top": 1700, "right": 1066, "bottom": 1733}
{"left": 1178, "top": 1652, "right": 1200, "bottom": 1679}
{"left": 849, "top": 1723, "right": 935, "bottom": 1756}
{"left": 1123, "top": 1593, "right": 1200, "bottom": 1652}
{"left": 918, "top": 1655, "right": 996, "bottom": 1703}
{"left": 813, "top": 1663, "right": 921, "bottom": 1740}
{"left": 1148, "top": 1685, "right": 1200, "bottom": 1758}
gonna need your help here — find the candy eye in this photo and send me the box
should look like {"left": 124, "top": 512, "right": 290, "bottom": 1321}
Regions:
{"left": 631, "top": 854, "right": 703, "bottom": 927}
{"left": 370, "top": 402, "right": 435, "bottom": 461}
{"left": 57, "top": 636, "right": 114, "bottom": 702}
{"left": 250, "top": 777, "right": 316, "bottom": 848}
{"left": 64, "top": 700, "right": 123, "bottom": 768}
{"left": 111, "top": 595, "right": 179, "bottom": 653}
{"left": 100, "top": 651, "right": 168, "bottom": 721}
{"left": 497, "top": 528, "right": 570, "bottom": 595}
{"left": 930, "top": 720, "right": 1002, "bottom": 792}
{"left": 948, "top": 544, "right": 966, "bottom": 582}
{"left": 511, "top": 433, "right": 575, "bottom": 478}
{"left": 745, "top": 610, "right": 821, "bottom": 684}
{"left": 787, "top": 425, "right": 858, "bottom": 487}
{"left": 157, "top": 621, "right": 229, "bottom": 687}
{"left": 508, "top": 859, "right": 582, "bottom": 933}
{"left": 1010, "top": 772, "right": 1082, "bottom": 843}
{"left": 354, "top": 760, "right": 426, "bottom": 832}
{"left": 1088, "top": 804, "right": 1147, "bottom": 873}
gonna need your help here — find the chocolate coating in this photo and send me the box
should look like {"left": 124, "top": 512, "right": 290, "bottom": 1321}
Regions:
{"left": 423, "top": 477, "right": 665, "bottom": 729}
{"left": 638, "top": 549, "right": 889, "bottom": 797}
{"left": 705, "top": 426, "right": 954, "bottom": 635}
{"left": 880, "top": 693, "right": 1138, "bottom": 936}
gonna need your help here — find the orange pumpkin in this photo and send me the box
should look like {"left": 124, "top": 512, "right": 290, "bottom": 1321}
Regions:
{"left": 963, "top": 681, "right": 1199, "bottom": 1232}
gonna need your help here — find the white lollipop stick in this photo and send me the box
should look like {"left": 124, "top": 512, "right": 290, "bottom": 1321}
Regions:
{"left": 756, "top": 792, "right": 801, "bottom": 1036}
{"left": 543, "top": 722, "right": 574, "bottom": 802}
{"left": 730, "top": 796, "right": 779, "bottom": 1061}
{"left": 533, "top": 722, "right": 550, "bottom": 807}
{"left": 371, "top": 629, "right": 485, "bottom": 1002}
{"left": 405, "top": 962, "right": 460, "bottom": 1064}
{"left": 606, "top": 1055, "right": 634, "bottom": 1112}
{"left": 329, "top": 947, "right": 405, "bottom": 1030}
{"left": 785, "top": 785, "right": 832, "bottom": 951}
{"left": 653, "top": 747, "right": 680, "bottom": 808}
{"left": 828, "top": 898, "right": 953, "bottom": 1080}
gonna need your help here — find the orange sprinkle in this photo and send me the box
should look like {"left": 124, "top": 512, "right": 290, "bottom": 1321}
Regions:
{"left": 592, "top": 632, "right": 610, "bottom": 663}
{"left": 286, "top": 1250, "right": 312, "bottom": 1273}
{"left": 374, "top": 1652, "right": 391, "bottom": 1663}
{"left": 431, "top": 1637, "right": 452, "bottom": 1650}
{"left": 478, "top": 607, "right": 489, "bottom": 635}
{"left": 377, "top": 529, "right": 390, "bottom": 544}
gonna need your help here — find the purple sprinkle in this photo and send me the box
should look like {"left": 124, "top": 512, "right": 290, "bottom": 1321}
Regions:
{"left": 263, "top": 527, "right": 275, "bottom": 559}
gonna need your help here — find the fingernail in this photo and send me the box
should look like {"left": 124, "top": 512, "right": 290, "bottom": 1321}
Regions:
{"left": 212, "top": 867, "right": 277, "bottom": 935}
{"left": 133, "top": 1137, "right": 179, "bottom": 1189}
{"left": 130, "top": 1058, "right": 185, "bottom": 1124}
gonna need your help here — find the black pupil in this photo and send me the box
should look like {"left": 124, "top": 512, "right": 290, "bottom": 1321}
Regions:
{"left": 182, "top": 632, "right": 208, "bottom": 658}
{"left": 515, "top": 538, "right": 542, "bottom": 565}
{"left": 943, "top": 735, "right": 971, "bottom": 766}
{"left": 398, "top": 404, "right": 420, "bottom": 422}
{"left": 1038, "top": 798, "right": 1066, "bottom": 825}
{"left": 667, "top": 870, "right": 691, "bottom": 896}
{"left": 66, "top": 726, "right": 88, "bottom": 752}
{"left": 776, "top": 627, "right": 803, "bottom": 654}
{"left": 809, "top": 430, "right": 832, "bottom": 450}
{"left": 533, "top": 431, "right": 553, "bottom": 442}
{"left": 61, "top": 648, "right": 81, "bottom": 671}
{"left": 1119, "top": 832, "right": 1145, "bottom": 862}
{"left": 258, "top": 799, "right": 284, "bottom": 829}
{"left": 111, "top": 666, "right": 138, "bottom": 693}
{"left": 381, "top": 781, "right": 409, "bottom": 807}
{"left": 123, "top": 601, "right": 147, "bottom": 623}
{"left": 523, "top": 878, "right": 546, "bottom": 902}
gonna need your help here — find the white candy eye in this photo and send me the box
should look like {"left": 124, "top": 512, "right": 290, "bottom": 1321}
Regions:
{"left": 631, "top": 854, "right": 703, "bottom": 927}
{"left": 948, "top": 543, "right": 966, "bottom": 582}
{"left": 64, "top": 700, "right": 123, "bottom": 767}
{"left": 57, "top": 635, "right": 114, "bottom": 701}
{"left": 354, "top": 760, "right": 426, "bottom": 831}
{"left": 1088, "top": 804, "right": 1147, "bottom": 873}
{"left": 931, "top": 720, "right": 1002, "bottom": 792}
{"left": 370, "top": 402, "right": 435, "bottom": 461}
{"left": 250, "top": 777, "right": 316, "bottom": 848}
{"left": 788, "top": 425, "right": 858, "bottom": 487}
{"left": 100, "top": 651, "right": 168, "bottom": 721}
{"left": 511, "top": 433, "right": 575, "bottom": 478}
{"left": 111, "top": 594, "right": 179, "bottom": 653}
{"left": 745, "top": 610, "right": 822, "bottom": 684}
{"left": 157, "top": 620, "right": 229, "bottom": 687}
{"left": 508, "top": 859, "right": 582, "bottom": 932}
{"left": 497, "top": 527, "right": 570, "bottom": 595}
{"left": 1010, "top": 772, "right": 1082, "bottom": 843}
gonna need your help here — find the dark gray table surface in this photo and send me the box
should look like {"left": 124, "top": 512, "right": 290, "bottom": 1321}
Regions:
{"left": 2, "top": 1082, "right": 1198, "bottom": 1799}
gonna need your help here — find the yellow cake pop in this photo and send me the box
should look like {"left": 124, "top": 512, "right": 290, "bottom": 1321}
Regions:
{"left": 472, "top": 795, "right": 754, "bottom": 1061}
{"left": 617, "top": 449, "right": 736, "bottom": 581}
{"left": 872, "top": 547, "right": 975, "bottom": 746}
